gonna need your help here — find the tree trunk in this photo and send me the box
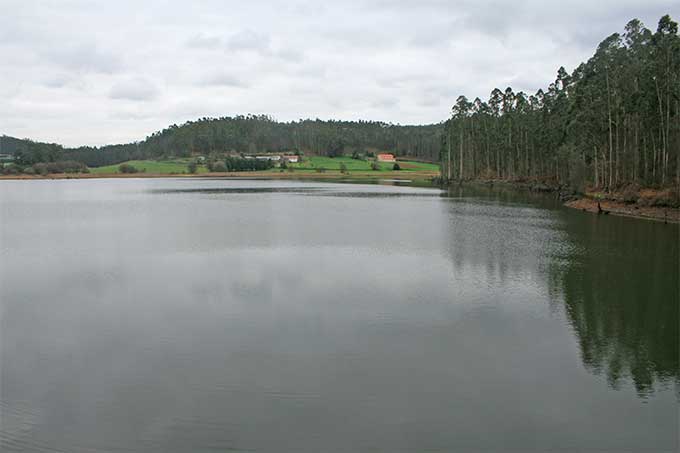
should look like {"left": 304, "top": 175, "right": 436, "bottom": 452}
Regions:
{"left": 606, "top": 68, "right": 614, "bottom": 191}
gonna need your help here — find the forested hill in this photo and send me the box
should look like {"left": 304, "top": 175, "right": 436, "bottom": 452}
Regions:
{"left": 3, "top": 118, "right": 443, "bottom": 167}
{"left": 441, "top": 14, "right": 680, "bottom": 191}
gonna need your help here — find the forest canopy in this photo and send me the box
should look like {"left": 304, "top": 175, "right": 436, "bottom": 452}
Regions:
{"left": 440, "top": 15, "right": 679, "bottom": 190}
{"left": 2, "top": 118, "right": 442, "bottom": 168}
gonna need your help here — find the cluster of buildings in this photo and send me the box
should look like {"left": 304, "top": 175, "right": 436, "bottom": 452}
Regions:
{"left": 244, "top": 154, "right": 299, "bottom": 163}
{"left": 376, "top": 153, "right": 395, "bottom": 162}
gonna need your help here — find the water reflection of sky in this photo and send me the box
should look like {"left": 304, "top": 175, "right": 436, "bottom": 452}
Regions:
{"left": 0, "top": 178, "right": 677, "bottom": 452}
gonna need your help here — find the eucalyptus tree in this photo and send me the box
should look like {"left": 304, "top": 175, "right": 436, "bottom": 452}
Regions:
{"left": 440, "top": 14, "right": 679, "bottom": 192}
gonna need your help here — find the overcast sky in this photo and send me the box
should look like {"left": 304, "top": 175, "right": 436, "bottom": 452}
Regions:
{"left": 0, "top": 0, "right": 674, "bottom": 147}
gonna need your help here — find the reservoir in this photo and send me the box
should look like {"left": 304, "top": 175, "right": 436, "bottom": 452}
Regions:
{"left": 0, "top": 178, "right": 677, "bottom": 452}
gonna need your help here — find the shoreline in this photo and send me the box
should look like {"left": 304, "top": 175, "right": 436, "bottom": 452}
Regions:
{"left": 3, "top": 171, "right": 677, "bottom": 223}
{"left": 564, "top": 197, "right": 679, "bottom": 223}
{"left": 447, "top": 178, "right": 680, "bottom": 223}
{"left": 0, "top": 170, "right": 439, "bottom": 183}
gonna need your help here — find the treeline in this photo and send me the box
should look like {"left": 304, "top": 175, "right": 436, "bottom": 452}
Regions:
{"left": 138, "top": 117, "right": 441, "bottom": 162}
{"left": 0, "top": 135, "right": 64, "bottom": 162}
{"left": 4, "top": 118, "right": 442, "bottom": 168}
{"left": 216, "top": 157, "right": 275, "bottom": 172}
{"left": 441, "top": 15, "right": 680, "bottom": 191}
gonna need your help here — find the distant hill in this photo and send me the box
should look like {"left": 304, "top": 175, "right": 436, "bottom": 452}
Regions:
{"left": 1, "top": 135, "right": 42, "bottom": 155}
{"left": 2, "top": 116, "right": 443, "bottom": 167}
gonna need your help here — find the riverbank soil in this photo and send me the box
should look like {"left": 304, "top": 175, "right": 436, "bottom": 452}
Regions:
{"left": 566, "top": 187, "right": 680, "bottom": 223}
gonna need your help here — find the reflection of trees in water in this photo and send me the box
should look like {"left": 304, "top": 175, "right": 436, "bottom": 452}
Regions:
{"left": 549, "top": 214, "right": 679, "bottom": 396}
{"left": 441, "top": 187, "right": 678, "bottom": 397}
{"left": 441, "top": 185, "right": 567, "bottom": 294}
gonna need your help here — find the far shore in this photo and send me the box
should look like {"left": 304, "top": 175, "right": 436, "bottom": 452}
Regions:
{"left": 2, "top": 170, "right": 677, "bottom": 223}
{"left": 0, "top": 170, "right": 439, "bottom": 182}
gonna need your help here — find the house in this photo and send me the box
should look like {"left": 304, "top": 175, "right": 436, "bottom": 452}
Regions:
{"left": 376, "top": 153, "right": 396, "bottom": 162}
{"left": 255, "top": 155, "right": 280, "bottom": 161}
{"left": 283, "top": 155, "right": 299, "bottom": 163}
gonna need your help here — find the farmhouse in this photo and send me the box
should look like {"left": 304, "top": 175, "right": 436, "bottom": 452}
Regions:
{"left": 283, "top": 155, "right": 299, "bottom": 163}
{"left": 376, "top": 153, "right": 396, "bottom": 162}
{"left": 255, "top": 155, "right": 281, "bottom": 161}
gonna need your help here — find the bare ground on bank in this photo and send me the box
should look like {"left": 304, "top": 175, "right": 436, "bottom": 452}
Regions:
{"left": 565, "top": 193, "right": 680, "bottom": 223}
{"left": 454, "top": 179, "right": 680, "bottom": 223}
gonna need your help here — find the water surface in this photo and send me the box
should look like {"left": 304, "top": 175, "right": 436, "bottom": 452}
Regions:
{"left": 1, "top": 179, "right": 677, "bottom": 452}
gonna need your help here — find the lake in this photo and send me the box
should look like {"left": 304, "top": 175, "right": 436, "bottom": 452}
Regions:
{"left": 0, "top": 178, "right": 677, "bottom": 452}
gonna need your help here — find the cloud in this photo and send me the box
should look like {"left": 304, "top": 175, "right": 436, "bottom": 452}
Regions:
{"left": 186, "top": 33, "right": 223, "bottom": 49}
{"left": 226, "top": 29, "right": 271, "bottom": 53}
{"left": 43, "top": 43, "right": 123, "bottom": 74}
{"left": 202, "top": 72, "right": 248, "bottom": 88}
{"left": 109, "top": 78, "right": 159, "bottom": 101}
{"left": 0, "top": 0, "right": 674, "bottom": 146}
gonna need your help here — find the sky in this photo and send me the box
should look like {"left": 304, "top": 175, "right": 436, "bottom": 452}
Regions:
{"left": 0, "top": 0, "right": 675, "bottom": 147}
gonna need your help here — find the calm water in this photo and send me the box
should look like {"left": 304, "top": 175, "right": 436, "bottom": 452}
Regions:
{"left": 0, "top": 178, "right": 677, "bottom": 452}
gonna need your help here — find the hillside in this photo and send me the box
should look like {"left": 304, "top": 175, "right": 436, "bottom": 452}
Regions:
{"left": 2, "top": 117, "right": 443, "bottom": 168}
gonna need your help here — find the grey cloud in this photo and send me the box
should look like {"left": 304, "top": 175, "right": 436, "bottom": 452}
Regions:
{"left": 274, "top": 48, "right": 305, "bottom": 63}
{"left": 371, "top": 98, "right": 399, "bottom": 109}
{"left": 44, "top": 43, "right": 123, "bottom": 74}
{"left": 226, "top": 30, "right": 271, "bottom": 53}
{"left": 202, "top": 73, "right": 248, "bottom": 88}
{"left": 43, "top": 74, "right": 72, "bottom": 89}
{"left": 187, "top": 33, "right": 223, "bottom": 49}
{"left": 109, "top": 78, "right": 159, "bottom": 101}
{"left": 0, "top": 0, "right": 675, "bottom": 146}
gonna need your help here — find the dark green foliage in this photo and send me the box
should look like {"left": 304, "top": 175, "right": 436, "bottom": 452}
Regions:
{"left": 441, "top": 15, "right": 680, "bottom": 191}
{"left": 371, "top": 161, "right": 380, "bottom": 171}
{"left": 223, "top": 157, "right": 274, "bottom": 172}
{"left": 327, "top": 137, "right": 345, "bottom": 158}
{"left": 32, "top": 161, "right": 88, "bottom": 174}
{"left": 119, "top": 163, "right": 139, "bottom": 173}
{"left": 1, "top": 163, "right": 21, "bottom": 175}
{"left": 3, "top": 117, "right": 442, "bottom": 169}
{"left": 393, "top": 163, "right": 401, "bottom": 171}
{"left": 210, "top": 161, "right": 227, "bottom": 172}
{"left": 187, "top": 161, "right": 198, "bottom": 174}
{"left": 339, "top": 163, "right": 348, "bottom": 174}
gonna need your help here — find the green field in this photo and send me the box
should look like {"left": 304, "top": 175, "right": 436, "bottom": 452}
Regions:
{"left": 287, "top": 156, "right": 439, "bottom": 172}
{"left": 89, "top": 156, "right": 438, "bottom": 175}
{"left": 90, "top": 159, "right": 209, "bottom": 174}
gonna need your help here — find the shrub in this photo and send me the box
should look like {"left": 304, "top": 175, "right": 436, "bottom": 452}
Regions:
{"left": 61, "top": 161, "right": 87, "bottom": 173}
{"left": 620, "top": 184, "right": 640, "bottom": 204}
{"left": 211, "top": 161, "right": 227, "bottom": 172}
{"left": 340, "top": 163, "right": 348, "bottom": 174}
{"left": 33, "top": 163, "right": 49, "bottom": 175}
{"left": 370, "top": 161, "right": 380, "bottom": 171}
{"left": 316, "top": 166, "right": 326, "bottom": 173}
{"left": 2, "top": 164, "right": 21, "bottom": 174}
{"left": 187, "top": 161, "right": 198, "bottom": 174}
{"left": 22, "top": 166, "right": 36, "bottom": 175}
{"left": 119, "top": 163, "right": 139, "bottom": 174}
{"left": 392, "top": 163, "right": 401, "bottom": 171}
